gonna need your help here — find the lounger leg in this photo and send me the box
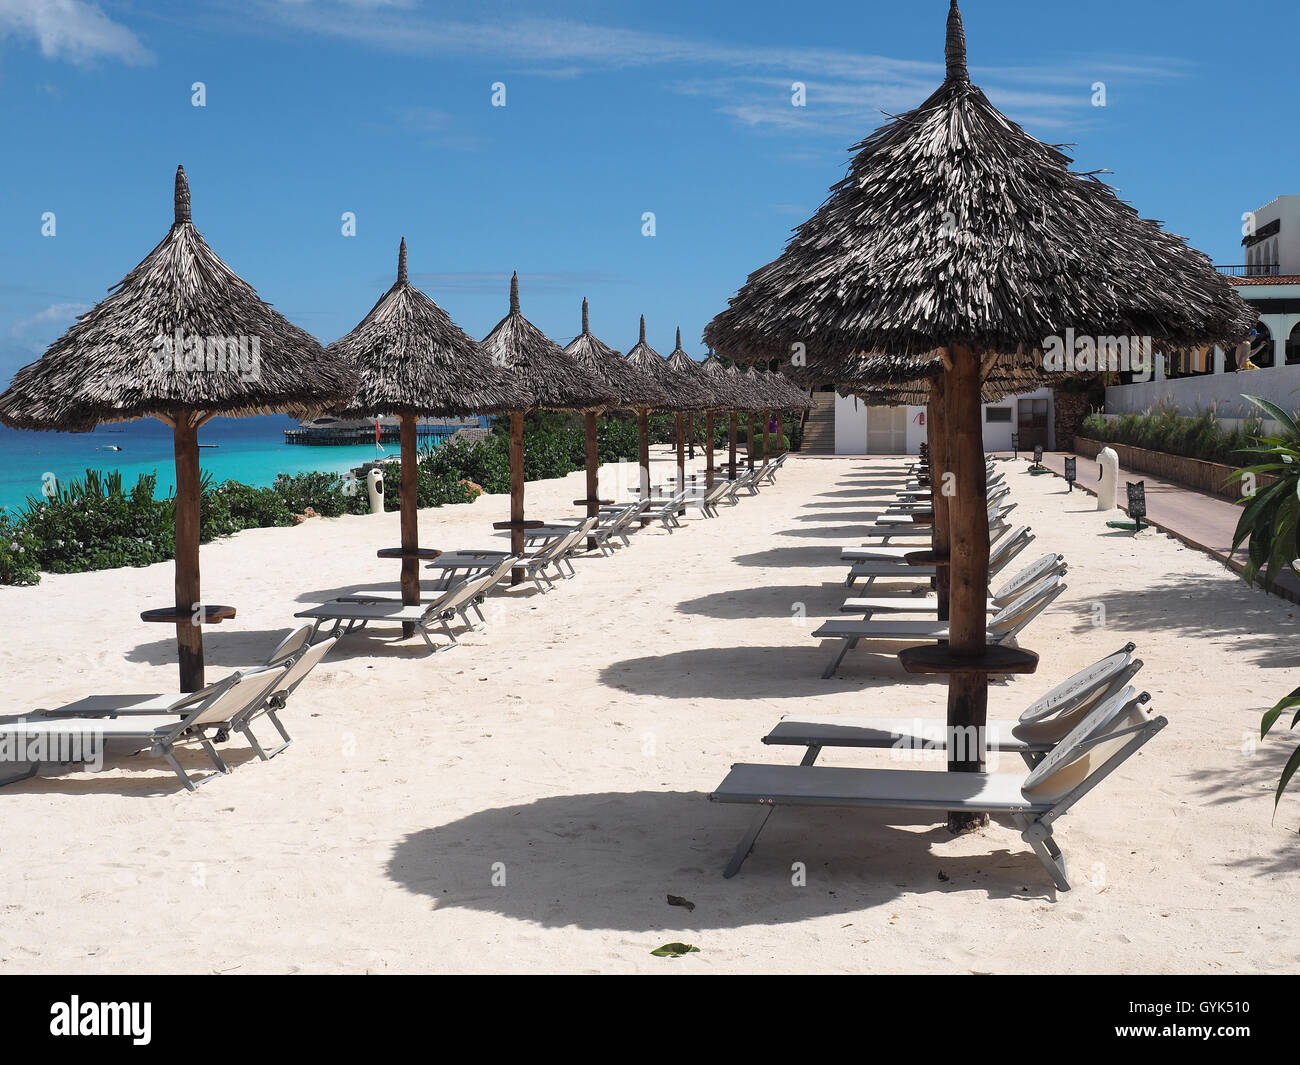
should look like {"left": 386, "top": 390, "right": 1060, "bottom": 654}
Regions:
{"left": 239, "top": 720, "right": 271, "bottom": 760}
{"left": 161, "top": 748, "right": 197, "bottom": 791}
{"left": 1015, "top": 815, "right": 1070, "bottom": 891}
{"left": 723, "top": 804, "right": 776, "bottom": 878}
{"left": 199, "top": 736, "right": 230, "bottom": 775}
{"left": 800, "top": 745, "right": 822, "bottom": 767}
{"left": 240, "top": 710, "right": 292, "bottom": 761}
{"left": 821, "top": 637, "right": 859, "bottom": 679}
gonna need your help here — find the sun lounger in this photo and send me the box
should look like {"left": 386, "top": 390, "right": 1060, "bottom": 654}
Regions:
{"left": 682, "top": 481, "right": 740, "bottom": 519}
{"left": 763, "top": 644, "right": 1142, "bottom": 767}
{"left": 845, "top": 525, "right": 1033, "bottom": 588}
{"left": 710, "top": 685, "right": 1166, "bottom": 888}
{"left": 814, "top": 572, "right": 1066, "bottom": 677}
{"left": 1, "top": 667, "right": 289, "bottom": 790}
{"left": 43, "top": 628, "right": 341, "bottom": 765}
{"left": 295, "top": 554, "right": 520, "bottom": 648}
{"left": 544, "top": 501, "right": 650, "bottom": 552}
{"left": 433, "top": 520, "right": 596, "bottom": 588}
{"left": 643, "top": 490, "right": 690, "bottom": 530}
{"left": 842, "top": 552, "right": 1067, "bottom": 615}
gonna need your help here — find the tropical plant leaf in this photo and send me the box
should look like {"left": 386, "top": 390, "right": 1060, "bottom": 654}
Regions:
{"left": 1262, "top": 692, "right": 1300, "bottom": 736}
{"left": 1242, "top": 395, "right": 1300, "bottom": 440}
{"left": 1274, "top": 744, "right": 1300, "bottom": 812}
{"left": 651, "top": 942, "right": 700, "bottom": 957}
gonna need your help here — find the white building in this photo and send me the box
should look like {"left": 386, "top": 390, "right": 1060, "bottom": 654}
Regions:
{"left": 1104, "top": 195, "right": 1300, "bottom": 420}
{"left": 831, "top": 387, "right": 1054, "bottom": 455}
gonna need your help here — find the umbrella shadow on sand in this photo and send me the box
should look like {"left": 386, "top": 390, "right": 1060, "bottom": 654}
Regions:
{"left": 385, "top": 790, "right": 1055, "bottom": 933}
{"left": 600, "top": 646, "right": 917, "bottom": 699}
{"left": 675, "top": 584, "right": 851, "bottom": 621}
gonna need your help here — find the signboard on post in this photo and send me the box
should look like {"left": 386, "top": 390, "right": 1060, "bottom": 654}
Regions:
{"left": 1127, "top": 481, "right": 1147, "bottom": 530}
{"left": 1011, "top": 432, "right": 1019, "bottom": 459}
{"left": 1064, "top": 456, "right": 1077, "bottom": 491}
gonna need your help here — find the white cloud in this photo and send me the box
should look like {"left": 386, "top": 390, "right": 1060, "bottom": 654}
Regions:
{"left": 244, "top": 2, "right": 1185, "bottom": 136}
{"left": 0, "top": 0, "right": 151, "bottom": 64}
{"left": 8, "top": 301, "right": 90, "bottom": 344}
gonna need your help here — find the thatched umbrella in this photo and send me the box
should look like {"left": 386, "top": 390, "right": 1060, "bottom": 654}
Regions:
{"left": 696, "top": 353, "right": 745, "bottom": 489}
{"left": 563, "top": 298, "right": 669, "bottom": 544}
{"left": 328, "top": 239, "right": 531, "bottom": 626}
{"left": 0, "top": 166, "right": 356, "bottom": 691}
{"left": 480, "top": 274, "right": 616, "bottom": 581}
{"left": 624, "top": 317, "right": 710, "bottom": 504}
{"left": 704, "top": 1, "right": 1254, "bottom": 811}
{"left": 666, "top": 328, "right": 712, "bottom": 497}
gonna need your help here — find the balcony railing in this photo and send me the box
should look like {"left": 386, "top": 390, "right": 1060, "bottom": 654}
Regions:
{"left": 1215, "top": 264, "right": 1280, "bottom": 277}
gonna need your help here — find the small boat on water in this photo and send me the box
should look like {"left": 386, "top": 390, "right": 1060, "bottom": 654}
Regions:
{"left": 198, "top": 444, "right": 219, "bottom": 448}
{"left": 98, "top": 445, "right": 124, "bottom": 451}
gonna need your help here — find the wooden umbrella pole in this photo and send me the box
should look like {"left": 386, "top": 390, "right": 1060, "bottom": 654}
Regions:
{"left": 928, "top": 379, "right": 951, "bottom": 622}
{"left": 762, "top": 409, "right": 771, "bottom": 464}
{"left": 728, "top": 412, "right": 738, "bottom": 479}
{"left": 675, "top": 412, "right": 687, "bottom": 514}
{"left": 687, "top": 413, "right": 695, "bottom": 460}
{"left": 172, "top": 415, "right": 204, "bottom": 692}
{"left": 637, "top": 409, "right": 652, "bottom": 525}
{"left": 399, "top": 414, "right": 419, "bottom": 637}
{"left": 705, "top": 412, "right": 715, "bottom": 490}
{"left": 944, "top": 345, "right": 991, "bottom": 829}
{"left": 747, "top": 413, "right": 756, "bottom": 469}
{"left": 509, "top": 411, "right": 526, "bottom": 585}
{"left": 584, "top": 411, "right": 600, "bottom": 551}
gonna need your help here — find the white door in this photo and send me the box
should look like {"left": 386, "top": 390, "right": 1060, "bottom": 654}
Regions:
{"left": 866, "top": 406, "right": 907, "bottom": 454}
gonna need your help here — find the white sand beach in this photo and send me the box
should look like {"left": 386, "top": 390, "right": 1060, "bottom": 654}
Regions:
{"left": 1, "top": 447, "right": 1297, "bottom": 974}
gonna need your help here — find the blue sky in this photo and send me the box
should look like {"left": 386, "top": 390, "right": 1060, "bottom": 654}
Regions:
{"left": 0, "top": 0, "right": 1294, "bottom": 383}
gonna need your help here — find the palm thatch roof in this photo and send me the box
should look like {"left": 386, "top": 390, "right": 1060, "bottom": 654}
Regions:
{"left": 702, "top": 1, "right": 1255, "bottom": 367}
{"left": 724, "top": 362, "right": 769, "bottom": 412}
{"left": 755, "top": 367, "right": 814, "bottom": 411}
{"left": 697, "top": 352, "right": 747, "bottom": 410}
{"left": 664, "top": 328, "right": 718, "bottom": 412}
{"left": 480, "top": 274, "right": 617, "bottom": 412}
{"left": 328, "top": 239, "right": 531, "bottom": 418}
{"left": 562, "top": 299, "right": 672, "bottom": 411}
{"left": 623, "top": 317, "right": 712, "bottom": 411}
{"left": 0, "top": 166, "right": 356, "bottom": 432}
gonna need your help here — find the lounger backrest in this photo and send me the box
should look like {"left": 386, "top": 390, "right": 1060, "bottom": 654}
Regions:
{"left": 167, "top": 667, "right": 290, "bottom": 737}
{"left": 987, "top": 526, "right": 1033, "bottom": 575}
{"left": 1020, "top": 687, "right": 1162, "bottom": 805}
{"left": 433, "top": 556, "right": 519, "bottom": 615}
{"left": 987, "top": 573, "right": 1066, "bottom": 639}
{"left": 993, "top": 553, "right": 1067, "bottom": 605}
{"left": 1013, "top": 643, "right": 1141, "bottom": 743}
{"left": 264, "top": 625, "right": 314, "bottom": 668}
{"left": 270, "top": 633, "right": 339, "bottom": 702}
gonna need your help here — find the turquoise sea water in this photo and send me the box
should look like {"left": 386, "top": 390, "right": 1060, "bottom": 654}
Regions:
{"left": 0, "top": 414, "right": 403, "bottom": 515}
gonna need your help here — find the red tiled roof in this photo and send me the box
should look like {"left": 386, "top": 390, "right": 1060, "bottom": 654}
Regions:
{"left": 1230, "top": 275, "right": 1300, "bottom": 286}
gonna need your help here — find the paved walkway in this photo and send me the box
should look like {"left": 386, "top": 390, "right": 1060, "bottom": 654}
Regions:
{"left": 1035, "top": 450, "right": 1300, "bottom": 603}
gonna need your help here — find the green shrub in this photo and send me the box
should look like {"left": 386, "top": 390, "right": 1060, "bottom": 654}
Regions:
{"left": 1080, "top": 405, "right": 1261, "bottom": 466}
{"left": 0, "top": 511, "right": 39, "bottom": 585}
{"left": 272, "top": 471, "right": 357, "bottom": 518}
{"left": 18, "top": 470, "right": 173, "bottom": 575}
{"left": 203, "top": 479, "right": 294, "bottom": 538}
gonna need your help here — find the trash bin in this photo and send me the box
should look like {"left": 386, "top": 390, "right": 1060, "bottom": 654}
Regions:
{"left": 367, "top": 467, "right": 385, "bottom": 515}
